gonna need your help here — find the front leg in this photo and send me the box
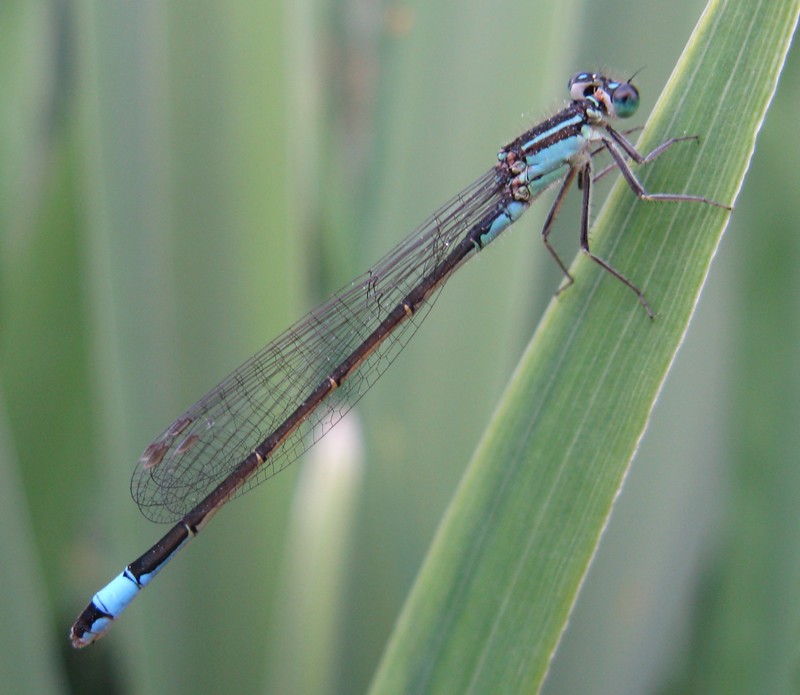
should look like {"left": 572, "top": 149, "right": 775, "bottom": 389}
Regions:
{"left": 602, "top": 126, "right": 732, "bottom": 208}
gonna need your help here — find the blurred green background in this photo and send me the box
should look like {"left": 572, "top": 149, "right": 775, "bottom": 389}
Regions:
{"left": 1, "top": 0, "right": 797, "bottom": 693}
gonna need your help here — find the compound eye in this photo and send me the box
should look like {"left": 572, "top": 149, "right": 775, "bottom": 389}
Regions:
{"left": 568, "top": 72, "right": 598, "bottom": 100}
{"left": 611, "top": 82, "right": 640, "bottom": 118}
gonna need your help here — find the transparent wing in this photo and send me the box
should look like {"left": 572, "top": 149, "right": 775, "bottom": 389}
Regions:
{"left": 131, "top": 167, "right": 506, "bottom": 522}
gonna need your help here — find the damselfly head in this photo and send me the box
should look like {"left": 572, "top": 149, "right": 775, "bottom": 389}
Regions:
{"left": 569, "top": 72, "right": 640, "bottom": 120}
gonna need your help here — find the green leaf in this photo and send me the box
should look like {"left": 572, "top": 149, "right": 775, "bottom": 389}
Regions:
{"left": 368, "top": 1, "right": 800, "bottom": 693}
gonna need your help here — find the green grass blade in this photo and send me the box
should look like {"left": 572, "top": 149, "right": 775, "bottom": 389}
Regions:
{"left": 665, "top": 34, "right": 800, "bottom": 694}
{"left": 266, "top": 416, "right": 364, "bottom": 694}
{"left": 368, "top": 1, "right": 800, "bottom": 693}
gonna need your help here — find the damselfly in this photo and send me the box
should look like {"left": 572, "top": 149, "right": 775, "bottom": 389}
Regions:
{"left": 70, "top": 72, "right": 729, "bottom": 647}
